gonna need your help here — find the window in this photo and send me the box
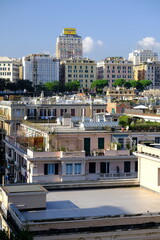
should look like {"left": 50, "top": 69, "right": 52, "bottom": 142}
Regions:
{"left": 111, "top": 108, "right": 115, "bottom": 113}
{"left": 135, "top": 161, "right": 138, "bottom": 172}
{"left": 89, "top": 162, "right": 96, "bottom": 173}
{"left": 100, "top": 162, "right": 110, "bottom": 173}
{"left": 40, "top": 109, "right": 46, "bottom": 116}
{"left": 71, "top": 109, "right": 75, "bottom": 116}
{"left": 124, "top": 161, "right": 130, "bottom": 173}
{"left": 60, "top": 109, "right": 67, "bottom": 116}
{"left": 118, "top": 138, "right": 124, "bottom": 149}
{"left": 44, "top": 163, "right": 58, "bottom": 175}
{"left": 75, "top": 163, "right": 81, "bottom": 174}
{"left": 98, "top": 138, "right": 104, "bottom": 149}
{"left": 66, "top": 164, "right": 73, "bottom": 175}
{"left": 155, "top": 137, "right": 160, "bottom": 143}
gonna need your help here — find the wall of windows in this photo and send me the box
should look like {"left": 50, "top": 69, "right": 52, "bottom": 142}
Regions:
{"left": 66, "top": 163, "right": 81, "bottom": 175}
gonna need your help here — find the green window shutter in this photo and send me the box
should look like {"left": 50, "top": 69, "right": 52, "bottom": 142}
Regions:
{"left": 44, "top": 164, "right": 48, "bottom": 175}
{"left": 98, "top": 138, "right": 104, "bottom": 149}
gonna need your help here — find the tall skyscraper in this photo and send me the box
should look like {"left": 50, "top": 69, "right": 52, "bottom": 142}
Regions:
{"left": 22, "top": 54, "right": 59, "bottom": 85}
{"left": 128, "top": 50, "right": 158, "bottom": 65}
{"left": 56, "top": 28, "right": 83, "bottom": 60}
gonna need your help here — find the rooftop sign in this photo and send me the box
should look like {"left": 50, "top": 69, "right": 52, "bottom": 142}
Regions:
{"left": 63, "top": 28, "right": 76, "bottom": 35}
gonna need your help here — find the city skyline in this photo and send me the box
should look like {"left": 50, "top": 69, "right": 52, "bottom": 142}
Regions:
{"left": 1, "top": 0, "right": 160, "bottom": 60}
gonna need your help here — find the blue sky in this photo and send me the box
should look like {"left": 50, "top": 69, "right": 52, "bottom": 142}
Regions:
{"left": 1, "top": 0, "right": 160, "bottom": 60}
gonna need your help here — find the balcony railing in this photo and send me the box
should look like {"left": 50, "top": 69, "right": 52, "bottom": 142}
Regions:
{"left": 60, "top": 151, "right": 85, "bottom": 158}
{"left": 99, "top": 172, "right": 137, "bottom": 179}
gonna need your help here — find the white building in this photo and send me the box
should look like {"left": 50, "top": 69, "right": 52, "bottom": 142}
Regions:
{"left": 128, "top": 49, "right": 158, "bottom": 65}
{"left": 56, "top": 28, "right": 83, "bottom": 60}
{"left": 22, "top": 54, "right": 59, "bottom": 85}
{"left": 0, "top": 56, "right": 20, "bottom": 82}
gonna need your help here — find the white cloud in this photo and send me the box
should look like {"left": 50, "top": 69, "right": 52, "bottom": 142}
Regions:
{"left": 97, "top": 40, "right": 104, "bottom": 46}
{"left": 138, "top": 37, "right": 160, "bottom": 49}
{"left": 83, "top": 37, "right": 104, "bottom": 53}
{"left": 83, "top": 37, "right": 94, "bottom": 53}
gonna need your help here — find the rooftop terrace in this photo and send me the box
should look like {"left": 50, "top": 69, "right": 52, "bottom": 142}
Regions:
{"left": 20, "top": 187, "right": 160, "bottom": 222}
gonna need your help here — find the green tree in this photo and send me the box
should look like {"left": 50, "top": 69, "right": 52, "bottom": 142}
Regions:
{"left": 129, "top": 80, "right": 143, "bottom": 91}
{"left": 65, "top": 81, "right": 80, "bottom": 92}
{"left": 0, "top": 230, "right": 10, "bottom": 240}
{"left": 135, "top": 81, "right": 143, "bottom": 91}
{"left": 0, "top": 78, "right": 10, "bottom": 91}
{"left": 14, "top": 228, "right": 33, "bottom": 240}
{"left": 16, "top": 80, "right": 34, "bottom": 92}
{"left": 45, "top": 81, "right": 59, "bottom": 92}
{"left": 91, "top": 79, "right": 108, "bottom": 89}
{"left": 140, "top": 80, "right": 152, "bottom": 89}
{"left": 6, "top": 82, "right": 18, "bottom": 91}
{"left": 0, "top": 227, "right": 34, "bottom": 240}
{"left": 119, "top": 115, "right": 132, "bottom": 127}
{"left": 113, "top": 78, "right": 125, "bottom": 87}
{"left": 124, "top": 81, "right": 132, "bottom": 89}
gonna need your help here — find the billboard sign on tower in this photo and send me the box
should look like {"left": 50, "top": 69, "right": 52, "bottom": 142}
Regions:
{"left": 63, "top": 28, "right": 76, "bottom": 35}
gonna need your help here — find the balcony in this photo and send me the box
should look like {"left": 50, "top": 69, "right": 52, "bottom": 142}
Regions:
{"left": 27, "top": 149, "right": 61, "bottom": 158}
{"left": 5, "top": 136, "right": 27, "bottom": 153}
{"left": 104, "top": 149, "right": 130, "bottom": 156}
{"left": 60, "top": 151, "right": 85, "bottom": 158}
{"left": 99, "top": 172, "right": 137, "bottom": 179}
{"left": 32, "top": 174, "right": 61, "bottom": 183}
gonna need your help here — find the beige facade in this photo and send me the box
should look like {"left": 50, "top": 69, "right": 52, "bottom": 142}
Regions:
{"left": 0, "top": 56, "right": 20, "bottom": 82}
{"left": 0, "top": 97, "right": 106, "bottom": 135}
{"left": 61, "top": 58, "right": 96, "bottom": 89}
{"left": 106, "top": 87, "right": 137, "bottom": 101}
{"left": 133, "top": 61, "right": 160, "bottom": 88}
{"left": 97, "top": 57, "right": 133, "bottom": 88}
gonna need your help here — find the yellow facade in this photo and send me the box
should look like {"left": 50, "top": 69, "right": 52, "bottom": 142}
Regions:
{"left": 63, "top": 28, "right": 76, "bottom": 35}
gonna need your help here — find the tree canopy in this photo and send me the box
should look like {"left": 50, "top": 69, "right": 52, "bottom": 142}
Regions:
{"left": 119, "top": 115, "right": 132, "bottom": 127}
{"left": 113, "top": 79, "right": 152, "bottom": 91}
{"left": 91, "top": 79, "right": 108, "bottom": 89}
{"left": 113, "top": 78, "right": 125, "bottom": 87}
{"left": 65, "top": 81, "right": 80, "bottom": 92}
{"left": 44, "top": 81, "right": 59, "bottom": 92}
{"left": 140, "top": 80, "right": 152, "bottom": 88}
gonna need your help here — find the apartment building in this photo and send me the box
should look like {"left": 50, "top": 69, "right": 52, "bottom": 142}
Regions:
{"left": 56, "top": 28, "right": 83, "bottom": 60}
{"left": 4, "top": 113, "right": 141, "bottom": 184}
{"left": 133, "top": 61, "right": 160, "bottom": 88}
{"left": 61, "top": 58, "right": 96, "bottom": 89}
{"left": 0, "top": 95, "right": 107, "bottom": 135}
{"left": 0, "top": 56, "right": 20, "bottom": 82}
{"left": 97, "top": 57, "right": 133, "bottom": 87}
{"left": 129, "top": 49, "right": 158, "bottom": 65}
{"left": 5, "top": 111, "right": 160, "bottom": 184}
{"left": 22, "top": 54, "right": 59, "bottom": 85}
{"left": 106, "top": 87, "right": 137, "bottom": 101}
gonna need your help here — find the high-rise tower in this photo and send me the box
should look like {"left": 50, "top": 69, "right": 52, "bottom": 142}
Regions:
{"left": 56, "top": 28, "right": 83, "bottom": 60}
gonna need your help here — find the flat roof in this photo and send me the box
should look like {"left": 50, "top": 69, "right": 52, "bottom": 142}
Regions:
{"left": 21, "top": 187, "right": 160, "bottom": 221}
{"left": 2, "top": 185, "right": 47, "bottom": 194}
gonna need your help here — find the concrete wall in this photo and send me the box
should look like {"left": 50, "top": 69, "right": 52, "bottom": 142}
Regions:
{"left": 8, "top": 193, "right": 46, "bottom": 210}
{"left": 136, "top": 144, "right": 160, "bottom": 193}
